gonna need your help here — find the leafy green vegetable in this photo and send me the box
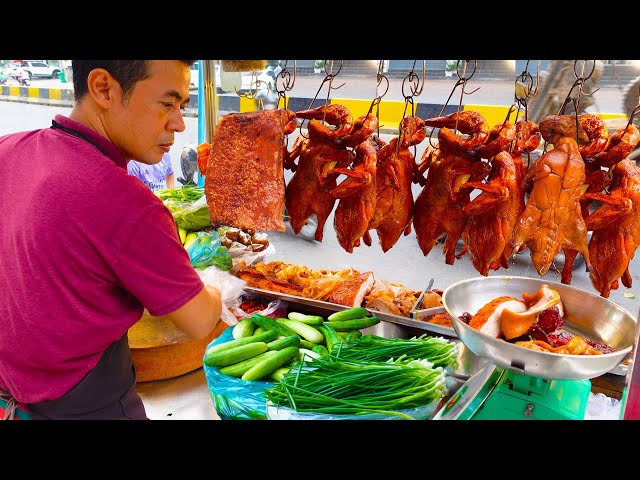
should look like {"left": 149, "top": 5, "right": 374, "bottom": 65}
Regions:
{"left": 155, "top": 185, "right": 204, "bottom": 202}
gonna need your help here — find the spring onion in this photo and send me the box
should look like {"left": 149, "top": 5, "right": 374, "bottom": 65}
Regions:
{"left": 265, "top": 356, "right": 447, "bottom": 419}
{"left": 330, "top": 334, "right": 458, "bottom": 370}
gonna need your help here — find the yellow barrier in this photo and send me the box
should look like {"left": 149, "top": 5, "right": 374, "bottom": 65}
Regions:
{"left": 463, "top": 104, "right": 514, "bottom": 128}
{"left": 333, "top": 98, "right": 411, "bottom": 133}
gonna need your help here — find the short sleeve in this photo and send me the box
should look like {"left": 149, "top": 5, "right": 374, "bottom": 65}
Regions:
{"left": 109, "top": 201, "right": 203, "bottom": 316}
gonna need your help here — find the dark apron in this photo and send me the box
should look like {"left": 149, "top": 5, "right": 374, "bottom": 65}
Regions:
{"left": 26, "top": 333, "right": 148, "bottom": 420}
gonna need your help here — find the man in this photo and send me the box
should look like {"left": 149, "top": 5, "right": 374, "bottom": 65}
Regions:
{"left": 0, "top": 60, "right": 222, "bottom": 419}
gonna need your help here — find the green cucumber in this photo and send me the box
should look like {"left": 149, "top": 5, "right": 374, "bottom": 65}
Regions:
{"left": 267, "top": 335, "right": 301, "bottom": 351}
{"left": 218, "top": 350, "right": 278, "bottom": 378}
{"left": 324, "top": 316, "right": 380, "bottom": 331}
{"left": 276, "top": 318, "right": 324, "bottom": 344}
{"left": 337, "top": 329, "right": 361, "bottom": 338}
{"left": 345, "top": 330, "right": 363, "bottom": 342}
{"left": 298, "top": 348, "right": 321, "bottom": 361}
{"left": 317, "top": 324, "right": 343, "bottom": 353}
{"left": 204, "top": 342, "right": 269, "bottom": 367}
{"left": 269, "top": 367, "right": 291, "bottom": 382}
{"left": 311, "top": 344, "right": 330, "bottom": 357}
{"left": 253, "top": 326, "right": 266, "bottom": 336}
{"left": 298, "top": 339, "right": 316, "bottom": 349}
{"left": 241, "top": 346, "right": 300, "bottom": 381}
{"left": 251, "top": 313, "right": 298, "bottom": 337}
{"left": 287, "top": 311, "right": 324, "bottom": 325}
{"left": 205, "top": 329, "right": 277, "bottom": 356}
{"left": 327, "top": 307, "right": 368, "bottom": 322}
{"left": 232, "top": 318, "right": 256, "bottom": 339}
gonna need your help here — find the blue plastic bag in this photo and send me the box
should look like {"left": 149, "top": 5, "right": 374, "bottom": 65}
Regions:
{"left": 185, "top": 231, "right": 233, "bottom": 271}
{"left": 203, "top": 327, "right": 273, "bottom": 420}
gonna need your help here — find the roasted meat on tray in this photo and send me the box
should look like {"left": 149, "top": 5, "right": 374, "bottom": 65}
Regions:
{"left": 203, "top": 109, "right": 296, "bottom": 232}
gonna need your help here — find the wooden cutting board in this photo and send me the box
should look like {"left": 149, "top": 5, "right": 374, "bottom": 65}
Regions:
{"left": 128, "top": 310, "right": 228, "bottom": 383}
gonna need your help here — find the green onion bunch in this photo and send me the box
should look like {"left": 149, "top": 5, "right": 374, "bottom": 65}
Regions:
{"left": 265, "top": 357, "right": 447, "bottom": 419}
{"left": 331, "top": 334, "right": 458, "bottom": 370}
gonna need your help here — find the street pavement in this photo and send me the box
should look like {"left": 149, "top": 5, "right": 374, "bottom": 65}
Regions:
{"left": 8, "top": 73, "right": 630, "bottom": 114}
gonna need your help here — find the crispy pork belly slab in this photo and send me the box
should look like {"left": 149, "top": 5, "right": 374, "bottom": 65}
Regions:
{"left": 328, "top": 272, "right": 375, "bottom": 307}
{"left": 204, "top": 109, "right": 296, "bottom": 232}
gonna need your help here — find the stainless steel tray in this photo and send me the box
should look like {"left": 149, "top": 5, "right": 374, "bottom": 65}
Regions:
{"left": 243, "top": 286, "right": 458, "bottom": 338}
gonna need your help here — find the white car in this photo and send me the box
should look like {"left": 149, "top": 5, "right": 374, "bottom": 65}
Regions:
{"left": 10, "top": 61, "right": 62, "bottom": 80}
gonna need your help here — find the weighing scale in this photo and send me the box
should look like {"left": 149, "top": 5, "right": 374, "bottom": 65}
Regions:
{"left": 433, "top": 363, "right": 591, "bottom": 420}
{"left": 433, "top": 276, "right": 637, "bottom": 421}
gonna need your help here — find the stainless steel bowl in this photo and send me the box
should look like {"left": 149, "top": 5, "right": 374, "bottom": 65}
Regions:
{"left": 442, "top": 276, "right": 638, "bottom": 380}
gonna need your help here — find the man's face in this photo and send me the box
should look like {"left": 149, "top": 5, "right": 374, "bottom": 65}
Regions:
{"left": 106, "top": 60, "right": 191, "bottom": 165}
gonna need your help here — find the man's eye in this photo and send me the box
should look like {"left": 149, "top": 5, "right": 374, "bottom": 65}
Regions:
{"left": 163, "top": 103, "right": 174, "bottom": 109}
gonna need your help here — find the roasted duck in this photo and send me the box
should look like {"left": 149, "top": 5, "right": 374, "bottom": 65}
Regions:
{"left": 330, "top": 135, "right": 379, "bottom": 253}
{"left": 285, "top": 105, "right": 356, "bottom": 241}
{"left": 575, "top": 114, "right": 611, "bottom": 219}
{"left": 583, "top": 159, "right": 640, "bottom": 298}
{"left": 509, "top": 114, "right": 592, "bottom": 284}
{"left": 364, "top": 116, "right": 426, "bottom": 252}
{"left": 413, "top": 111, "right": 491, "bottom": 264}
{"left": 460, "top": 151, "right": 524, "bottom": 275}
{"left": 204, "top": 109, "right": 297, "bottom": 231}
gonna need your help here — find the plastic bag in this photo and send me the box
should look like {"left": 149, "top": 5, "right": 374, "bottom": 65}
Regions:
{"left": 186, "top": 231, "right": 233, "bottom": 271}
{"left": 203, "top": 327, "right": 273, "bottom": 420}
{"left": 227, "top": 241, "right": 276, "bottom": 267}
{"left": 197, "top": 265, "right": 247, "bottom": 326}
{"left": 163, "top": 195, "right": 212, "bottom": 231}
{"left": 228, "top": 297, "right": 288, "bottom": 321}
{"left": 584, "top": 392, "right": 622, "bottom": 420}
{"left": 266, "top": 397, "right": 441, "bottom": 420}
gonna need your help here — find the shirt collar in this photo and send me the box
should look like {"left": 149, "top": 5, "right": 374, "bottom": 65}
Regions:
{"left": 53, "top": 114, "right": 128, "bottom": 169}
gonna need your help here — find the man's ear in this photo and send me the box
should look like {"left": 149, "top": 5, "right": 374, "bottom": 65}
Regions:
{"left": 86, "top": 68, "right": 119, "bottom": 108}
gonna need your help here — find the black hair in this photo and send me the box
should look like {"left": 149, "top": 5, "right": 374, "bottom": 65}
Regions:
{"left": 71, "top": 60, "right": 195, "bottom": 102}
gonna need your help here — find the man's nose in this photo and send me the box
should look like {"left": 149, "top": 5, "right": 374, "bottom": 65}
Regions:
{"left": 169, "top": 110, "right": 186, "bottom": 133}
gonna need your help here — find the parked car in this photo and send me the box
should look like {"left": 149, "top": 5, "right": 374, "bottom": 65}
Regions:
{"left": 10, "top": 61, "right": 61, "bottom": 80}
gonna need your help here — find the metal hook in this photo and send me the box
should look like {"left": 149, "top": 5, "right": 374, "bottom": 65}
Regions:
{"left": 276, "top": 60, "right": 296, "bottom": 109}
{"left": 298, "top": 60, "right": 345, "bottom": 138}
{"left": 426, "top": 60, "right": 480, "bottom": 149}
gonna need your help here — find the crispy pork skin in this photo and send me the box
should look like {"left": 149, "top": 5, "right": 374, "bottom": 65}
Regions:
{"left": 204, "top": 109, "right": 296, "bottom": 232}
{"left": 328, "top": 272, "right": 375, "bottom": 307}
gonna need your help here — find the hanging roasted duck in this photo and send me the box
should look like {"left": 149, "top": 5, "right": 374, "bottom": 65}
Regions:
{"left": 458, "top": 121, "right": 523, "bottom": 276}
{"left": 413, "top": 111, "right": 490, "bottom": 264}
{"left": 574, "top": 113, "right": 610, "bottom": 219}
{"left": 329, "top": 113, "right": 380, "bottom": 253}
{"left": 582, "top": 158, "right": 640, "bottom": 298}
{"left": 203, "top": 108, "right": 297, "bottom": 231}
{"left": 508, "top": 114, "right": 592, "bottom": 284}
{"left": 362, "top": 116, "right": 426, "bottom": 252}
{"left": 284, "top": 104, "right": 355, "bottom": 241}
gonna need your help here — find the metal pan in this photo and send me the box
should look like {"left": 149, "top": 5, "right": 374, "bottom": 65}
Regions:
{"left": 243, "top": 287, "right": 457, "bottom": 338}
{"left": 442, "top": 276, "right": 638, "bottom": 380}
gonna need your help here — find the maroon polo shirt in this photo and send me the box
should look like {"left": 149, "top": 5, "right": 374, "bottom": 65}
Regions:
{"left": 0, "top": 114, "right": 204, "bottom": 403}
